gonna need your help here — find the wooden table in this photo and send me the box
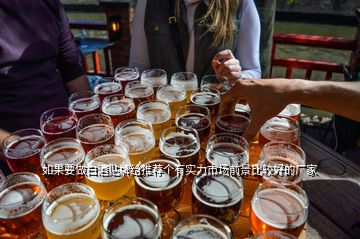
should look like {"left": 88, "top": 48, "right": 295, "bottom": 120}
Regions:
{"left": 126, "top": 134, "right": 360, "bottom": 238}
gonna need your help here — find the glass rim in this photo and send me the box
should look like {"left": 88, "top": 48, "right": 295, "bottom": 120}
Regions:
{"left": 160, "top": 126, "right": 200, "bottom": 147}
{"left": 102, "top": 196, "right": 162, "bottom": 238}
{"left": 171, "top": 71, "right": 197, "bottom": 79}
{"left": 40, "top": 107, "right": 77, "bottom": 134}
{"left": 114, "top": 66, "right": 139, "bottom": 74}
{"left": 77, "top": 113, "right": 113, "bottom": 126}
{"left": 263, "top": 115, "right": 299, "bottom": 133}
{"left": 177, "top": 104, "right": 211, "bottom": 118}
{"left": 68, "top": 90, "right": 99, "bottom": 101}
{"left": 172, "top": 214, "right": 232, "bottom": 239}
{"left": 207, "top": 132, "right": 249, "bottom": 148}
{"left": 124, "top": 80, "right": 154, "bottom": 98}
{"left": 261, "top": 141, "right": 306, "bottom": 161}
{"left": 137, "top": 100, "right": 172, "bottom": 124}
{"left": 156, "top": 84, "right": 187, "bottom": 103}
{"left": 101, "top": 94, "right": 135, "bottom": 116}
{"left": 254, "top": 180, "right": 309, "bottom": 215}
{"left": 141, "top": 68, "right": 167, "bottom": 76}
{"left": 115, "top": 118, "right": 154, "bottom": 133}
{"left": 84, "top": 144, "right": 130, "bottom": 166}
{"left": 190, "top": 88, "right": 221, "bottom": 106}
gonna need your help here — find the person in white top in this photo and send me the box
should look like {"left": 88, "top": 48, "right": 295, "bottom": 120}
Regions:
{"left": 129, "top": 0, "right": 261, "bottom": 82}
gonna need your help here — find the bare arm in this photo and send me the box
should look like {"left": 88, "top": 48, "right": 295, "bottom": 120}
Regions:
{"left": 66, "top": 74, "right": 90, "bottom": 94}
{"left": 220, "top": 78, "right": 360, "bottom": 140}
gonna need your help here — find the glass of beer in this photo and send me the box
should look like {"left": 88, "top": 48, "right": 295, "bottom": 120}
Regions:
{"left": 40, "top": 138, "right": 85, "bottom": 190}
{"left": 76, "top": 113, "right": 115, "bottom": 153}
{"left": 159, "top": 126, "right": 200, "bottom": 166}
{"left": 141, "top": 69, "right": 167, "bottom": 92}
{"left": 259, "top": 116, "right": 300, "bottom": 147}
{"left": 101, "top": 197, "right": 163, "bottom": 239}
{"left": 235, "top": 103, "right": 251, "bottom": 119}
{"left": 93, "top": 77, "right": 122, "bottom": 102}
{"left": 135, "top": 158, "right": 184, "bottom": 237}
{"left": 114, "top": 67, "right": 140, "bottom": 91}
{"left": 171, "top": 214, "right": 232, "bottom": 239}
{"left": 85, "top": 144, "right": 132, "bottom": 201}
{"left": 279, "top": 104, "right": 301, "bottom": 121}
{"left": 0, "top": 173, "right": 47, "bottom": 238}
{"left": 215, "top": 114, "right": 250, "bottom": 137}
{"left": 250, "top": 181, "right": 309, "bottom": 237}
{"left": 102, "top": 94, "right": 136, "bottom": 126}
{"left": 200, "top": 75, "right": 230, "bottom": 95}
{"left": 254, "top": 230, "right": 297, "bottom": 239}
{"left": 3, "top": 128, "right": 46, "bottom": 174}
{"left": 192, "top": 175, "right": 243, "bottom": 225}
{"left": 69, "top": 91, "right": 101, "bottom": 119}
{"left": 258, "top": 142, "right": 306, "bottom": 185}
{"left": 190, "top": 88, "right": 221, "bottom": 119}
{"left": 42, "top": 183, "right": 101, "bottom": 239}
{"left": 176, "top": 105, "right": 211, "bottom": 145}
{"left": 125, "top": 81, "right": 155, "bottom": 106}
{"left": 40, "top": 107, "right": 78, "bottom": 142}
{"left": 115, "top": 119, "right": 156, "bottom": 165}
{"left": 170, "top": 72, "right": 198, "bottom": 103}
{"left": 156, "top": 84, "right": 187, "bottom": 121}
{"left": 206, "top": 133, "right": 249, "bottom": 166}
{"left": 137, "top": 100, "right": 172, "bottom": 142}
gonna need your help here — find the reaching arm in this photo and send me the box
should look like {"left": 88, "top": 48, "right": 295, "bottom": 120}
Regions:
{"left": 219, "top": 78, "right": 360, "bottom": 140}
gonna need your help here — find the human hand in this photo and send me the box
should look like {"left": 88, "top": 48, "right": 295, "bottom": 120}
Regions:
{"left": 211, "top": 49, "right": 242, "bottom": 85}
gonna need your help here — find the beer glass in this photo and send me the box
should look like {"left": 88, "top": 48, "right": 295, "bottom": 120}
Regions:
{"left": 114, "top": 67, "right": 140, "bottom": 90}
{"left": 40, "top": 138, "right": 85, "bottom": 190}
{"left": 42, "top": 183, "right": 101, "bottom": 239}
{"left": 85, "top": 144, "right": 132, "bottom": 201}
{"left": 3, "top": 128, "right": 45, "bottom": 174}
{"left": 176, "top": 105, "right": 211, "bottom": 145}
{"left": 0, "top": 173, "right": 47, "bottom": 238}
{"left": 192, "top": 175, "right": 243, "bottom": 225}
{"left": 115, "top": 119, "right": 156, "bottom": 165}
{"left": 69, "top": 91, "right": 101, "bottom": 118}
{"left": 259, "top": 116, "right": 300, "bottom": 147}
{"left": 135, "top": 158, "right": 184, "bottom": 237}
{"left": 250, "top": 181, "right": 308, "bottom": 236}
{"left": 215, "top": 114, "right": 250, "bottom": 136}
{"left": 101, "top": 94, "right": 136, "bottom": 126}
{"left": 235, "top": 103, "right": 251, "bottom": 119}
{"left": 102, "top": 197, "right": 162, "bottom": 239}
{"left": 156, "top": 84, "right": 187, "bottom": 121}
{"left": 141, "top": 69, "right": 167, "bottom": 92}
{"left": 93, "top": 77, "right": 122, "bottom": 102}
{"left": 40, "top": 107, "right": 77, "bottom": 142}
{"left": 200, "top": 75, "right": 230, "bottom": 95}
{"left": 279, "top": 104, "right": 301, "bottom": 121}
{"left": 125, "top": 81, "right": 155, "bottom": 106}
{"left": 171, "top": 214, "right": 232, "bottom": 239}
{"left": 76, "top": 113, "right": 115, "bottom": 153}
{"left": 258, "top": 142, "right": 306, "bottom": 185}
{"left": 206, "top": 133, "right": 249, "bottom": 166}
{"left": 137, "top": 100, "right": 172, "bottom": 142}
{"left": 254, "top": 231, "right": 297, "bottom": 239}
{"left": 190, "top": 88, "right": 221, "bottom": 119}
{"left": 170, "top": 72, "right": 198, "bottom": 103}
{"left": 159, "top": 126, "right": 200, "bottom": 166}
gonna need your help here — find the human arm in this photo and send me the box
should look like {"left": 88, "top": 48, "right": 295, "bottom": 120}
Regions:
{"left": 129, "top": 0, "right": 151, "bottom": 71}
{"left": 219, "top": 78, "right": 360, "bottom": 140}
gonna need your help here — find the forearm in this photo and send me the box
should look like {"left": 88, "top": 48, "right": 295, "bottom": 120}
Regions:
{"left": 66, "top": 74, "right": 90, "bottom": 94}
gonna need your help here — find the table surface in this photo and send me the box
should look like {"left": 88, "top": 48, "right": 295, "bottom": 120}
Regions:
{"left": 126, "top": 134, "right": 360, "bottom": 239}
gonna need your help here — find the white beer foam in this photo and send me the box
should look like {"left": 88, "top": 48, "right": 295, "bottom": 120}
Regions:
{"left": 172, "top": 79, "right": 198, "bottom": 91}
{"left": 44, "top": 145, "right": 84, "bottom": 165}
{"left": 137, "top": 108, "right": 171, "bottom": 124}
{"left": 157, "top": 89, "right": 186, "bottom": 102}
{"left": 116, "top": 127, "right": 155, "bottom": 154}
{"left": 79, "top": 124, "right": 114, "bottom": 144}
{"left": 191, "top": 92, "right": 220, "bottom": 106}
{"left": 174, "top": 224, "right": 228, "bottom": 239}
{"left": 142, "top": 76, "right": 167, "bottom": 87}
{"left": 71, "top": 98, "right": 99, "bottom": 112}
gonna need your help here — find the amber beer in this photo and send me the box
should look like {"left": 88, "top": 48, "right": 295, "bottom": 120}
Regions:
{"left": 259, "top": 116, "right": 300, "bottom": 147}
{"left": 192, "top": 175, "right": 243, "bottom": 225}
{"left": 42, "top": 183, "right": 101, "bottom": 239}
{"left": 206, "top": 133, "right": 249, "bottom": 166}
{"left": 41, "top": 107, "right": 77, "bottom": 142}
{"left": 170, "top": 72, "right": 198, "bottom": 103}
{"left": 176, "top": 105, "right": 211, "bottom": 144}
{"left": 93, "top": 77, "right": 122, "bottom": 101}
{"left": 200, "top": 75, "right": 230, "bottom": 95}
{"left": 159, "top": 126, "right": 200, "bottom": 166}
{"left": 0, "top": 173, "right": 47, "bottom": 238}
{"left": 114, "top": 67, "right": 140, "bottom": 91}
{"left": 250, "top": 181, "right": 308, "bottom": 237}
{"left": 69, "top": 91, "right": 101, "bottom": 118}
{"left": 141, "top": 69, "right": 167, "bottom": 92}
{"left": 137, "top": 100, "right": 172, "bottom": 142}
{"left": 279, "top": 104, "right": 301, "bottom": 121}
{"left": 115, "top": 119, "right": 156, "bottom": 165}
{"left": 125, "top": 81, "right": 155, "bottom": 106}
{"left": 102, "top": 197, "right": 162, "bottom": 239}
{"left": 3, "top": 128, "right": 45, "bottom": 174}
{"left": 101, "top": 94, "right": 136, "bottom": 126}
{"left": 40, "top": 138, "right": 85, "bottom": 190}
{"left": 258, "top": 142, "right": 306, "bottom": 184}
{"left": 190, "top": 89, "right": 221, "bottom": 119}
{"left": 254, "top": 231, "right": 297, "bottom": 239}
{"left": 215, "top": 114, "right": 250, "bottom": 137}
{"left": 171, "top": 215, "right": 232, "bottom": 239}
{"left": 76, "top": 113, "right": 115, "bottom": 153}
{"left": 156, "top": 84, "right": 187, "bottom": 120}
{"left": 85, "top": 144, "right": 132, "bottom": 201}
